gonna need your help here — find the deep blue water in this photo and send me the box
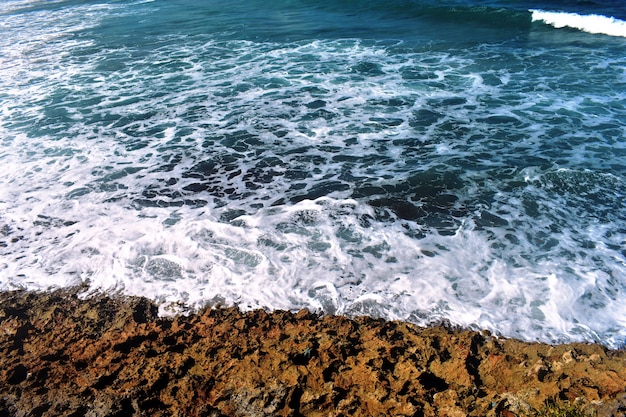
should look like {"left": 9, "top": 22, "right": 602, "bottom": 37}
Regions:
{"left": 1, "top": 0, "right": 625, "bottom": 347}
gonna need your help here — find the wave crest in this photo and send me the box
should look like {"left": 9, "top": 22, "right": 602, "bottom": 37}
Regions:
{"left": 531, "top": 9, "right": 626, "bottom": 38}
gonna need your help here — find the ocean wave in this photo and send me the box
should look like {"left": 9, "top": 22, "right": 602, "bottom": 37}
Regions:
{"left": 531, "top": 9, "right": 626, "bottom": 38}
{"left": 2, "top": 0, "right": 626, "bottom": 348}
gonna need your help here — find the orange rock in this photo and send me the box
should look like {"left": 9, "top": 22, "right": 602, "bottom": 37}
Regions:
{"left": 0, "top": 288, "right": 625, "bottom": 417}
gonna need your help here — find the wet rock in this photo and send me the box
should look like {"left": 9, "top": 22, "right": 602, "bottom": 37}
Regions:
{"left": 0, "top": 288, "right": 625, "bottom": 416}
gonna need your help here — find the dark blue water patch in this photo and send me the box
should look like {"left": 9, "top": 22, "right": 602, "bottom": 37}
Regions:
{"left": 219, "top": 209, "right": 248, "bottom": 223}
{"left": 98, "top": 166, "right": 145, "bottom": 183}
{"left": 243, "top": 157, "right": 288, "bottom": 185}
{"left": 427, "top": 97, "right": 468, "bottom": 107}
{"left": 55, "top": 0, "right": 541, "bottom": 49}
{"left": 410, "top": 110, "right": 444, "bottom": 128}
{"left": 521, "top": 0, "right": 626, "bottom": 20}
{"left": 347, "top": 168, "right": 470, "bottom": 234}
{"left": 0, "top": 0, "right": 109, "bottom": 16}
{"left": 290, "top": 181, "right": 351, "bottom": 203}
{"left": 351, "top": 61, "right": 386, "bottom": 76}
{"left": 479, "top": 115, "right": 524, "bottom": 126}
{"left": 533, "top": 170, "right": 626, "bottom": 223}
{"left": 474, "top": 211, "right": 509, "bottom": 228}
{"left": 369, "top": 198, "right": 425, "bottom": 221}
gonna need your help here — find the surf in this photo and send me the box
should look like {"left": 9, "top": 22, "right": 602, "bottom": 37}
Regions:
{"left": 1, "top": 0, "right": 626, "bottom": 349}
{"left": 531, "top": 9, "right": 626, "bottom": 38}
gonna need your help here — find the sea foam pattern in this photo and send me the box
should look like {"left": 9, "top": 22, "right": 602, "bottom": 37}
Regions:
{"left": 1, "top": 0, "right": 626, "bottom": 347}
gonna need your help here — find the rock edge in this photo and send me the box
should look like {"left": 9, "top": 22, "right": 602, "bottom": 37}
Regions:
{"left": 1, "top": 288, "right": 625, "bottom": 417}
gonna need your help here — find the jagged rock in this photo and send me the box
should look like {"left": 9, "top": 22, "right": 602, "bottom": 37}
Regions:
{"left": 0, "top": 288, "right": 625, "bottom": 416}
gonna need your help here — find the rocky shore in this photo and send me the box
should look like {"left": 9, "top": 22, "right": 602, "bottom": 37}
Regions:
{"left": 1, "top": 289, "right": 625, "bottom": 417}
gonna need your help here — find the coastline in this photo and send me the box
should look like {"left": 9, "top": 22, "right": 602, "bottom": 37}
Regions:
{"left": 1, "top": 288, "right": 625, "bottom": 416}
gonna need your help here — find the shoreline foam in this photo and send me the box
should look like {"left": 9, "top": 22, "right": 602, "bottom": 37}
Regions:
{"left": 1, "top": 288, "right": 625, "bottom": 416}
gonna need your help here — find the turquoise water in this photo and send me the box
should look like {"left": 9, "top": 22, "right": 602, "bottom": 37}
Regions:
{"left": 1, "top": 0, "right": 625, "bottom": 347}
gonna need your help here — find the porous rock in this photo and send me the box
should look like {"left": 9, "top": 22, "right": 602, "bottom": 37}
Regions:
{"left": 0, "top": 288, "right": 625, "bottom": 416}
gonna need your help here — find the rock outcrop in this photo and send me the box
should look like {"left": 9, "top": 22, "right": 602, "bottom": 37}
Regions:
{"left": 0, "top": 289, "right": 625, "bottom": 416}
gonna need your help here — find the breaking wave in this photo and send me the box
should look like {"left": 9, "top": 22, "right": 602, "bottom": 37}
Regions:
{"left": 531, "top": 9, "right": 626, "bottom": 38}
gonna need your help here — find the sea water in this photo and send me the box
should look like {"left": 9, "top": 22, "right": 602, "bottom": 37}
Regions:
{"left": 1, "top": 0, "right": 625, "bottom": 348}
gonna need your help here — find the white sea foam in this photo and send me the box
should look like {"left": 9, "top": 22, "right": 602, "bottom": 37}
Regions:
{"left": 1, "top": 1, "right": 626, "bottom": 347}
{"left": 531, "top": 9, "right": 626, "bottom": 38}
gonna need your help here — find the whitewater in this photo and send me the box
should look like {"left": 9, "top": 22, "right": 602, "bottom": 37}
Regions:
{"left": 1, "top": 0, "right": 625, "bottom": 348}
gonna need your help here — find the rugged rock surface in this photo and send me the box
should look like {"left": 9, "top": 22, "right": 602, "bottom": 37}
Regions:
{"left": 0, "top": 288, "right": 625, "bottom": 417}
